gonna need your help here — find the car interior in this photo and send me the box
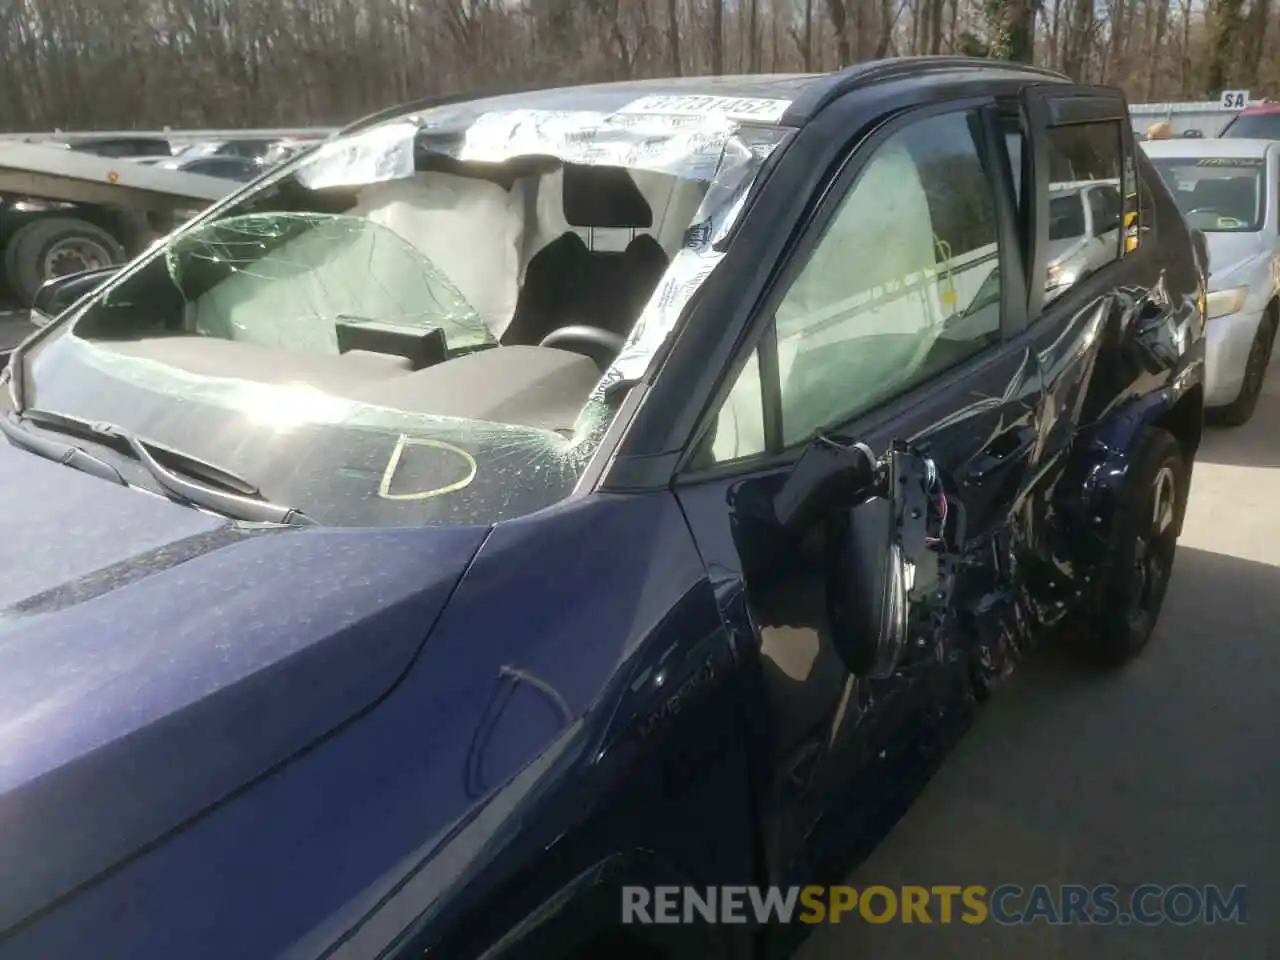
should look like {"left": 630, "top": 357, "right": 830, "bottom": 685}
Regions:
{"left": 1181, "top": 176, "right": 1261, "bottom": 226}
{"left": 70, "top": 154, "right": 709, "bottom": 434}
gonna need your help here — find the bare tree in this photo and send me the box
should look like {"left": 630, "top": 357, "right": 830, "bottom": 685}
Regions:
{"left": 1206, "top": 0, "right": 1245, "bottom": 93}
{"left": 667, "top": 0, "right": 682, "bottom": 74}
{"left": 0, "top": 0, "right": 1268, "bottom": 135}
{"left": 825, "top": 0, "right": 853, "bottom": 65}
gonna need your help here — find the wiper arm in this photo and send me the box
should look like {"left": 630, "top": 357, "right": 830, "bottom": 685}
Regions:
{"left": 117, "top": 428, "right": 318, "bottom": 526}
{"left": 0, "top": 414, "right": 127, "bottom": 486}
{"left": 20, "top": 407, "right": 262, "bottom": 496}
{"left": 16, "top": 408, "right": 317, "bottom": 526}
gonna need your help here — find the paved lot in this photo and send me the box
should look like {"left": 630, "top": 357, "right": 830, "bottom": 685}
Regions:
{"left": 799, "top": 361, "right": 1280, "bottom": 957}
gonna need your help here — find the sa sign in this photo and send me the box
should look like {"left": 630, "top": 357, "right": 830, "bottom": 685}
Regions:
{"left": 1221, "top": 90, "right": 1250, "bottom": 110}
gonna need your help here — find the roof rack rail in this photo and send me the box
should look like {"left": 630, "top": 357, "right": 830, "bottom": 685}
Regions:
{"left": 792, "top": 56, "right": 1070, "bottom": 119}
{"left": 848, "top": 56, "right": 1068, "bottom": 85}
{"left": 338, "top": 81, "right": 575, "bottom": 136}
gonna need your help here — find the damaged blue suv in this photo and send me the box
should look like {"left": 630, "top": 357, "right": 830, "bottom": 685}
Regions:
{"left": 0, "top": 58, "right": 1204, "bottom": 960}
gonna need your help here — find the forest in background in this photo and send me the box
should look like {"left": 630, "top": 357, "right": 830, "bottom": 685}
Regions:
{"left": 0, "top": 0, "right": 1270, "bottom": 132}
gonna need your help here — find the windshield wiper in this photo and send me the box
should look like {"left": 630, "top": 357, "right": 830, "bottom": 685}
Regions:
{"left": 21, "top": 407, "right": 262, "bottom": 494}
{"left": 0, "top": 414, "right": 127, "bottom": 486}
{"left": 11, "top": 408, "right": 317, "bottom": 526}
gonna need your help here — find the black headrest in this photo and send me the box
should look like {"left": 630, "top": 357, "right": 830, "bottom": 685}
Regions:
{"left": 562, "top": 164, "right": 653, "bottom": 229}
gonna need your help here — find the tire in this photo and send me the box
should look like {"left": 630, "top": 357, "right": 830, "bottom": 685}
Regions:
{"left": 1208, "top": 308, "right": 1275, "bottom": 427}
{"left": 2, "top": 216, "right": 126, "bottom": 306}
{"left": 1074, "top": 426, "right": 1187, "bottom": 667}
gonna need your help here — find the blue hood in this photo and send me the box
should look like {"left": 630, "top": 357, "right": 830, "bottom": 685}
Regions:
{"left": 0, "top": 443, "right": 488, "bottom": 932}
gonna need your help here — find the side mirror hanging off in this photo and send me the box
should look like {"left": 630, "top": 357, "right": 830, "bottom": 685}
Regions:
{"left": 30, "top": 266, "right": 120, "bottom": 327}
{"left": 773, "top": 433, "right": 950, "bottom": 681}
{"left": 825, "top": 440, "right": 941, "bottom": 679}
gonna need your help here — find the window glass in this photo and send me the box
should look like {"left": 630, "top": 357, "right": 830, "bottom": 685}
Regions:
{"left": 24, "top": 109, "right": 769, "bottom": 528}
{"left": 1147, "top": 156, "right": 1265, "bottom": 233}
{"left": 187, "top": 158, "right": 252, "bottom": 180}
{"left": 226, "top": 142, "right": 264, "bottom": 159}
{"left": 1044, "top": 122, "right": 1123, "bottom": 301}
{"left": 706, "top": 351, "right": 767, "bottom": 463}
{"left": 1220, "top": 113, "right": 1280, "bottom": 139}
{"left": 1087, "top": 184, "right": 1122, "bottom": 237}
{"left": 706, "top": 109, "right": 1003, "bottom": 461}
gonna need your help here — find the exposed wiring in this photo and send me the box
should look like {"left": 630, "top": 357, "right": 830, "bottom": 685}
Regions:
{"left": 926, "top": 490, "right": 949, "bottom": 547}
{"left": 922, "top": 455, "right": 947, "bottom": 548}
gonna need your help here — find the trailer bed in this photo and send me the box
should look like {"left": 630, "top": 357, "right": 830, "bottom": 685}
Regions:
{"left": 0, "top": 140, "right": 234, "bottom": 209}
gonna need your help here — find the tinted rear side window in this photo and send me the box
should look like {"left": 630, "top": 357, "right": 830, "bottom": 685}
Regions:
{"left": 1221, "top": 113, "right": 1280, "bottom": 139}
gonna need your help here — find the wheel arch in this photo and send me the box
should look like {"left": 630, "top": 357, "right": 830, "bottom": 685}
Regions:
{"left": 1073, "top": 383, "right": 1202, "bottom": 549}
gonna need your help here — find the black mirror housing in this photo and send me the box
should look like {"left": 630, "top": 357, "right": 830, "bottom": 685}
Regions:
{"left": 764, "top": 434, "right": 951, "bottom": 681}
{"left": 773, "top": 433, "right": 880, "bottom": 535}
{"left": 31, "top": 266, "right": 120, "bottom": 325}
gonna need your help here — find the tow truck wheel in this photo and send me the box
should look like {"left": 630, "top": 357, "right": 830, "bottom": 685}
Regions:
{"left": 3, "top": 216, "right": 125, "bottom": 306}
{"left": 1075, "top": 427, "right": 1186, "bottom": 667}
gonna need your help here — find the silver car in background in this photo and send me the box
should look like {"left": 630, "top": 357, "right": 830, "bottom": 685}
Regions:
{"left": 1143, "top": 138, "right": 1280, "bottom": 425}
{"left": 1045, "top": 179, "right": 1124, "bottom": 298}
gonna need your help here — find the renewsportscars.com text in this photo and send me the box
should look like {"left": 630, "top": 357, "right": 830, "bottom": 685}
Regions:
{"left": 621, "top": 884, "right": 1248, "bottom": 926}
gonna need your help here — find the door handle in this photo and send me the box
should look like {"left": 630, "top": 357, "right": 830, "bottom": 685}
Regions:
{"left": 965, "top": 426, "right": 1036, "bottom": 483}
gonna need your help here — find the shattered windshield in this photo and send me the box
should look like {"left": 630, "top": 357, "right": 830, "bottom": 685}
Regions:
{"left": 19, "top": 96, "right": 792, "bottom": 527}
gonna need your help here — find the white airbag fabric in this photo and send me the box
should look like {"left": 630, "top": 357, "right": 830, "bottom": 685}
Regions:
{"left": 353, "top": 173, "right": 525, "bottom": 339}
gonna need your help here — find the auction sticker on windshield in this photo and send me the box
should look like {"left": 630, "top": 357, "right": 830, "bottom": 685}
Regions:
{"left": 616, "top": 94, "right": 792, "bottom": 124}
{"left": 1195, "top": 157, "right": 1265, "bottom": 167}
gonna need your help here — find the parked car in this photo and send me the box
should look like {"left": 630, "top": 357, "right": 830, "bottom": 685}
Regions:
{"left": 1044, "top": 179, "right": 1125, "bottom": 297}
{"left": 1220, "top": 102, "right": 1280, "bottom": 139}
{"left": 1143, "top": 137, "right": 1279, "bottom": 424}
{"left": 156, "top": 153, "right": 263, "bottom": 182}
{"left": 172, "top": 137, "right": 279, "bottom": 163}
{"left": 261, "top": 137, "right": 321, "bottom": 168}
{"left": 59, "top": 135, "right": 174, "bottom": 158}
{"left": 0, "top": 59, "right": 1204, "bottom": 960}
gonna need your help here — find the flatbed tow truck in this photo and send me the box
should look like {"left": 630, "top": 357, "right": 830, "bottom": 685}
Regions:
{"left": 1, "top": 139, "right": 235, "bottom": 312}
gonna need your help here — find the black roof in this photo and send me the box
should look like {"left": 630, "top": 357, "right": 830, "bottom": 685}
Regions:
{"left": 341, "top": 58, "right": 1070, "bottom": 135}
